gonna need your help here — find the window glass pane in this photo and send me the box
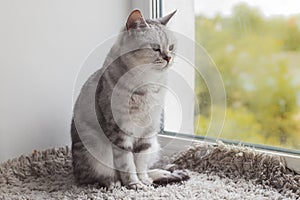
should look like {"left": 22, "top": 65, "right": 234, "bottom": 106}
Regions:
{"left": 194, "top": 1, "right": 300, "bottom": 150}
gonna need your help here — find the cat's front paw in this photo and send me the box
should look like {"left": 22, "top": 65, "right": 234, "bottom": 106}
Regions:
{"left": 128, "top": 181, "right": 145, "bottom": 190}
{"left": 139, "top": 175, "right": 153, "bottom": 186}
{"left": 107, "top": 181, "right": 122, "bottom": 191}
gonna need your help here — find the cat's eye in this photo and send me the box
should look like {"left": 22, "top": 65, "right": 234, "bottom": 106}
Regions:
{"left": 169, "top": 44, "right": 174, "bottom": 51}
{"left": 151, "top": 44, "right": 161, "bottom": 52}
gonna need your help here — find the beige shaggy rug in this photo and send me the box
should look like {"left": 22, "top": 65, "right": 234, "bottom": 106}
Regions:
{"left": 0, "top": 143, "right": 299, "bottom": 200}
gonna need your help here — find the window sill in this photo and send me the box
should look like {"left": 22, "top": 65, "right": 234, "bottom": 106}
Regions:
{"left": 158, "top": 132, "right": 300, "bottom": 174}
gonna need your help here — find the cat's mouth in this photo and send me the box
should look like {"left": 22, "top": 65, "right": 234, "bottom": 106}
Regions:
{"left": 153, "top": 59, "right": 169, "bottom": 70}
{"left": 161, "top": 63, "right": 170, "bottom": 70}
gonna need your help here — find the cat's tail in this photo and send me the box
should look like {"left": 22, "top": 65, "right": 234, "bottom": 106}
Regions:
{"left": 148, "top": 164, "right": 190, "bottom": 186}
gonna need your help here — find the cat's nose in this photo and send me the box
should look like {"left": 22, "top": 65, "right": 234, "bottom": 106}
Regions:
{"left": 162, "top": 54, "right": 171, "bottom": 63}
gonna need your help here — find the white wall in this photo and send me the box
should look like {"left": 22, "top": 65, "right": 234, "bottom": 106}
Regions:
{"left": 0, "top": 0, "right": 130, "bottom": 162}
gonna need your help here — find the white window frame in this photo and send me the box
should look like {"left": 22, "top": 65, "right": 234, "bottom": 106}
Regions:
{"left": 130, "top": 0, "right": 300, "bottom": 174}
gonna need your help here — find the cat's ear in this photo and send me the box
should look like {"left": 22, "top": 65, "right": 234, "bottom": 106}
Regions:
{"left": 126, "top": 10, "right": 148, "bottom": 30}
{"left": 158, "top": 10, "right": 177, "bottom": 25}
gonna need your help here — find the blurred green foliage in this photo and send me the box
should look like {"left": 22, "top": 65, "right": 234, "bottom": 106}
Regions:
{"left": 195, "top": 3, "right": 300, "bottom": 149}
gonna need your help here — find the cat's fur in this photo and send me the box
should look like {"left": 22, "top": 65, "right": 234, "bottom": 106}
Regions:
{"left": 71, "top": 10, "right": 189, "bottom": 189}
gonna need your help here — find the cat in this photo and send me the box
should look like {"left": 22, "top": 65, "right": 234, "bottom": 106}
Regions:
{"left": 71, "top": 9, "right": 189, "bottom": 190}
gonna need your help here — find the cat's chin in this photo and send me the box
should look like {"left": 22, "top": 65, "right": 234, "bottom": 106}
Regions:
{"left": 152, "top": 63, "right": 170, "bottom": 71}
{"left": 160, "top": 63, "right": 172, "bottom": 71}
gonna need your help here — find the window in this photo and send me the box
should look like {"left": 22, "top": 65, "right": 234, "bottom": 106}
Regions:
{"left": 156, "top": 0, "right": 300, "bottom": 164}
{"left": 194, "top": 0, "right": 300, "bottom": 153}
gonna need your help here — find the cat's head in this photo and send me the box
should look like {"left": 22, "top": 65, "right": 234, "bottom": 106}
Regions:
{"left": 119, "top": 10, "right": 176, "bottom": 71}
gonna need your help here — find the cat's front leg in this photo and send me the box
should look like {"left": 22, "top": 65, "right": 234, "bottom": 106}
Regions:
{"left": 112, "top": 141, "right": 143, "bottom": 190}
{"left": 134, "top": 136, "right": 190, "bottom": 186}
{"left": 134, "top": 136, "right": 160, "bottom": 185}
{"left": 134, "top": 152, "right": 153, "bottom": 185}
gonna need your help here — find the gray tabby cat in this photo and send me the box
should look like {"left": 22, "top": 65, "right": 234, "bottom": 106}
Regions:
{"left": 71, "top": 10, "right": 189, "bottom": 190}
